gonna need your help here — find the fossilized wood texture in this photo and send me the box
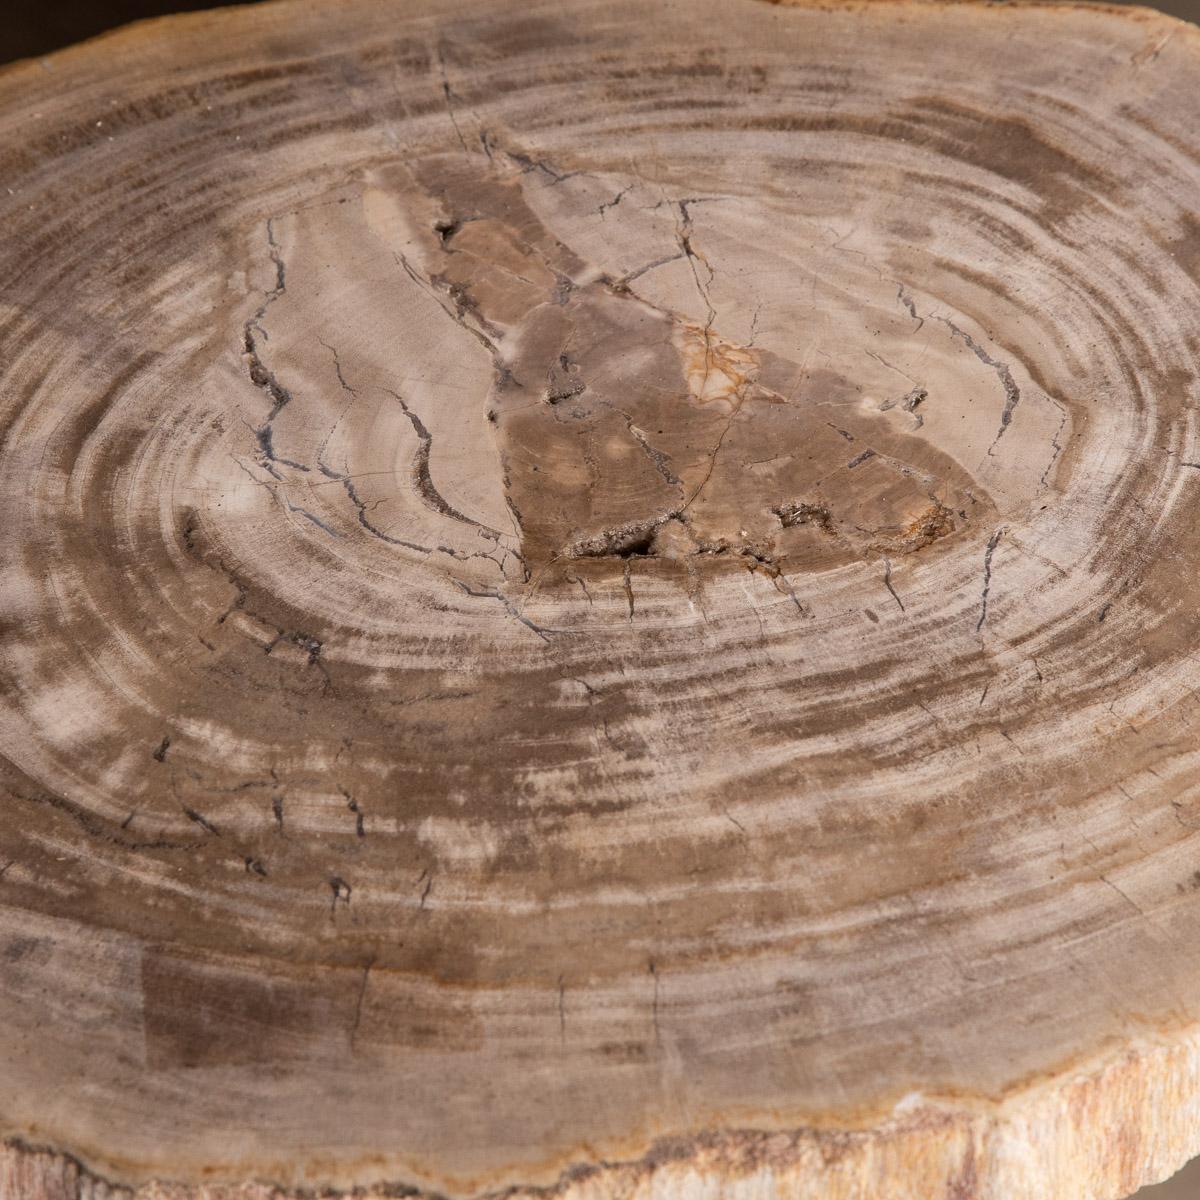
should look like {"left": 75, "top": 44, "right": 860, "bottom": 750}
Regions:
{"left": 5, "top": 0, "right": 1200, "bottom": 1197}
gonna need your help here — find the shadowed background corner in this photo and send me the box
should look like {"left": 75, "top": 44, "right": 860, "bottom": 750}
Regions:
{"left": 1146, "top": 0, "right": 1200, "bottom": 16}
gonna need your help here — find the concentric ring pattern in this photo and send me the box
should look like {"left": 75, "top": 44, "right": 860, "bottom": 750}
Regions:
{"left": 4, "top": 1, "right": 1200, "bottom": 1197}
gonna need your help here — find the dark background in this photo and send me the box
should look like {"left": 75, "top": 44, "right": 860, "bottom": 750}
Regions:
{"left": 4, "top": 0, "right": 261, "bottom": 63}
{"left": 1, "top": 0, "right": 1199, "bottom": 65}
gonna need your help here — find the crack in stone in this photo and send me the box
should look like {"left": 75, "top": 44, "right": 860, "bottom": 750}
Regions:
{"left": 676, "top": 199, "right": 718, "bottom": 403}
{"left": 897, "top": 283, "right": 924, "bottom": 331}
{"left": 14, "top": 785, "right": 203, "bottom": 855}
{"left": 315, "top": 336, "right": 508, "bottom": 551}
{"left": 454, "top": 580, "right": 558, "bottom": 641}
{"left": 937, "top": 316, "right": 1021, "bottom": 453}
{"left": 976, "top": 526, "right": 1006, "bottom": 633}
{"left": 435, "top": 45, "right": 471, "bottom": 156}
{"left": 242, "top": 218, "right": 309, "bottom": 479}
{"left": 774, "top": 502, "right": 834, "bottom": 533}
{"left": 568, "top": 513, "right": 681, "bottom": 559}
{"left": 315, "top": 459, "right": 435, "bottom": 555}
{"left": 883, "top": 557, "right": 906, "bottom": 613}
{"left": 1040, "top": 408, "right": 1068, "bottom": 488}
{"left": 395, "top": 251, "right": 505, "bottom": 363}
{"left": 380, "top": 386, "right": 506, "bottom": 537}
{"left": 182, "top": 806, "right": 220, "bottom": 837}
{"left": 613, "top": 252, "right": 686, "bottom": 289}
{"left": 230, "top": 450, "right": 343, "bottom": 542}
{"left": 285, "top": 504, "right": 342, "bottom": 538}
{"left": 598, "top": 183, "right": 633, "bottom": 218}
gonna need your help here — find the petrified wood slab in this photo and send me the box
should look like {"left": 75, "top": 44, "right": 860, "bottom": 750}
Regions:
{"left": 3, "top": 1, "right": 1200, "bottom": 1197}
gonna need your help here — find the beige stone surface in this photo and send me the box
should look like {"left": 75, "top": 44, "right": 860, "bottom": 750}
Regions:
{"left": 4, "top": 0, "right": 1200, "bottom": 1197}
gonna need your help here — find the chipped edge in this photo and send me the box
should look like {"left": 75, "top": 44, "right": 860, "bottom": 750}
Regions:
{"left": 6, "top": 1023, "right": 1200, "bottom": 1199}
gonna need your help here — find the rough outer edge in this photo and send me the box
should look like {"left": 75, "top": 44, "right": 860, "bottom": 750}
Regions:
{"left": 6, "top": 1025, "right": 1200, "bottom": 1198}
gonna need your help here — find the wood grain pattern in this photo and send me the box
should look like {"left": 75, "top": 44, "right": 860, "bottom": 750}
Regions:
{"left": 3, "top": 1, "right": 1200, "bottom": 1196}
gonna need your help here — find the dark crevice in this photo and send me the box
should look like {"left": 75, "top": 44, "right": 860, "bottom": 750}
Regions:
{"left": 329, "top": 876, "right": 352, "bottom": 912}
{"left": 897, "top": 283, "right": 924, "bottom": 331}
{"left": 879, "top": 386, "right": 927, "bottom": 429}
{"left": 317, "top": 460, "right": 435, "bottom": 555}
{"left": 340, "top": 786, "right": 366, "bottom": 838}
{"left": 380, "top": 386, "right": 504, "bottom": 536}
{"left": 883, "top": 558, "right": 906, "bottom": 613}
{"left": 434, "top": 217, "right": 463, "bottom": 245}
{"left": 501, "top": 144, "right": 582, "bottom": 185}
{"left": 598, "top": 184, "right": 633, "bottom": 218}
{"left": 242, "top": 218, "right": 309, "bottom": 479}
{"left": 546, "top": 352, "right": 586, "bottom": 406}
{"left": 454, "top": 580, "right": 558, "bottom": 641}
{"left": 179, "top": 507, "right": 332, "bottom": 687}
{"left": 976, "top": 526, "right": 1006, "bottom": 633}
{"left": 938, "top": 315, "right": 1022, "bottom": 453}
{"left": 774, "top": 502, "right": 834, "bottom": 533}
{"left": 182, "top": 807, "right": 220, "bottom": 837}
{"left": 568, "top": 514, "right": 679, "bottom": 560}
{"left": 13, "top": 785, "right": 202, "bottom": 854}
